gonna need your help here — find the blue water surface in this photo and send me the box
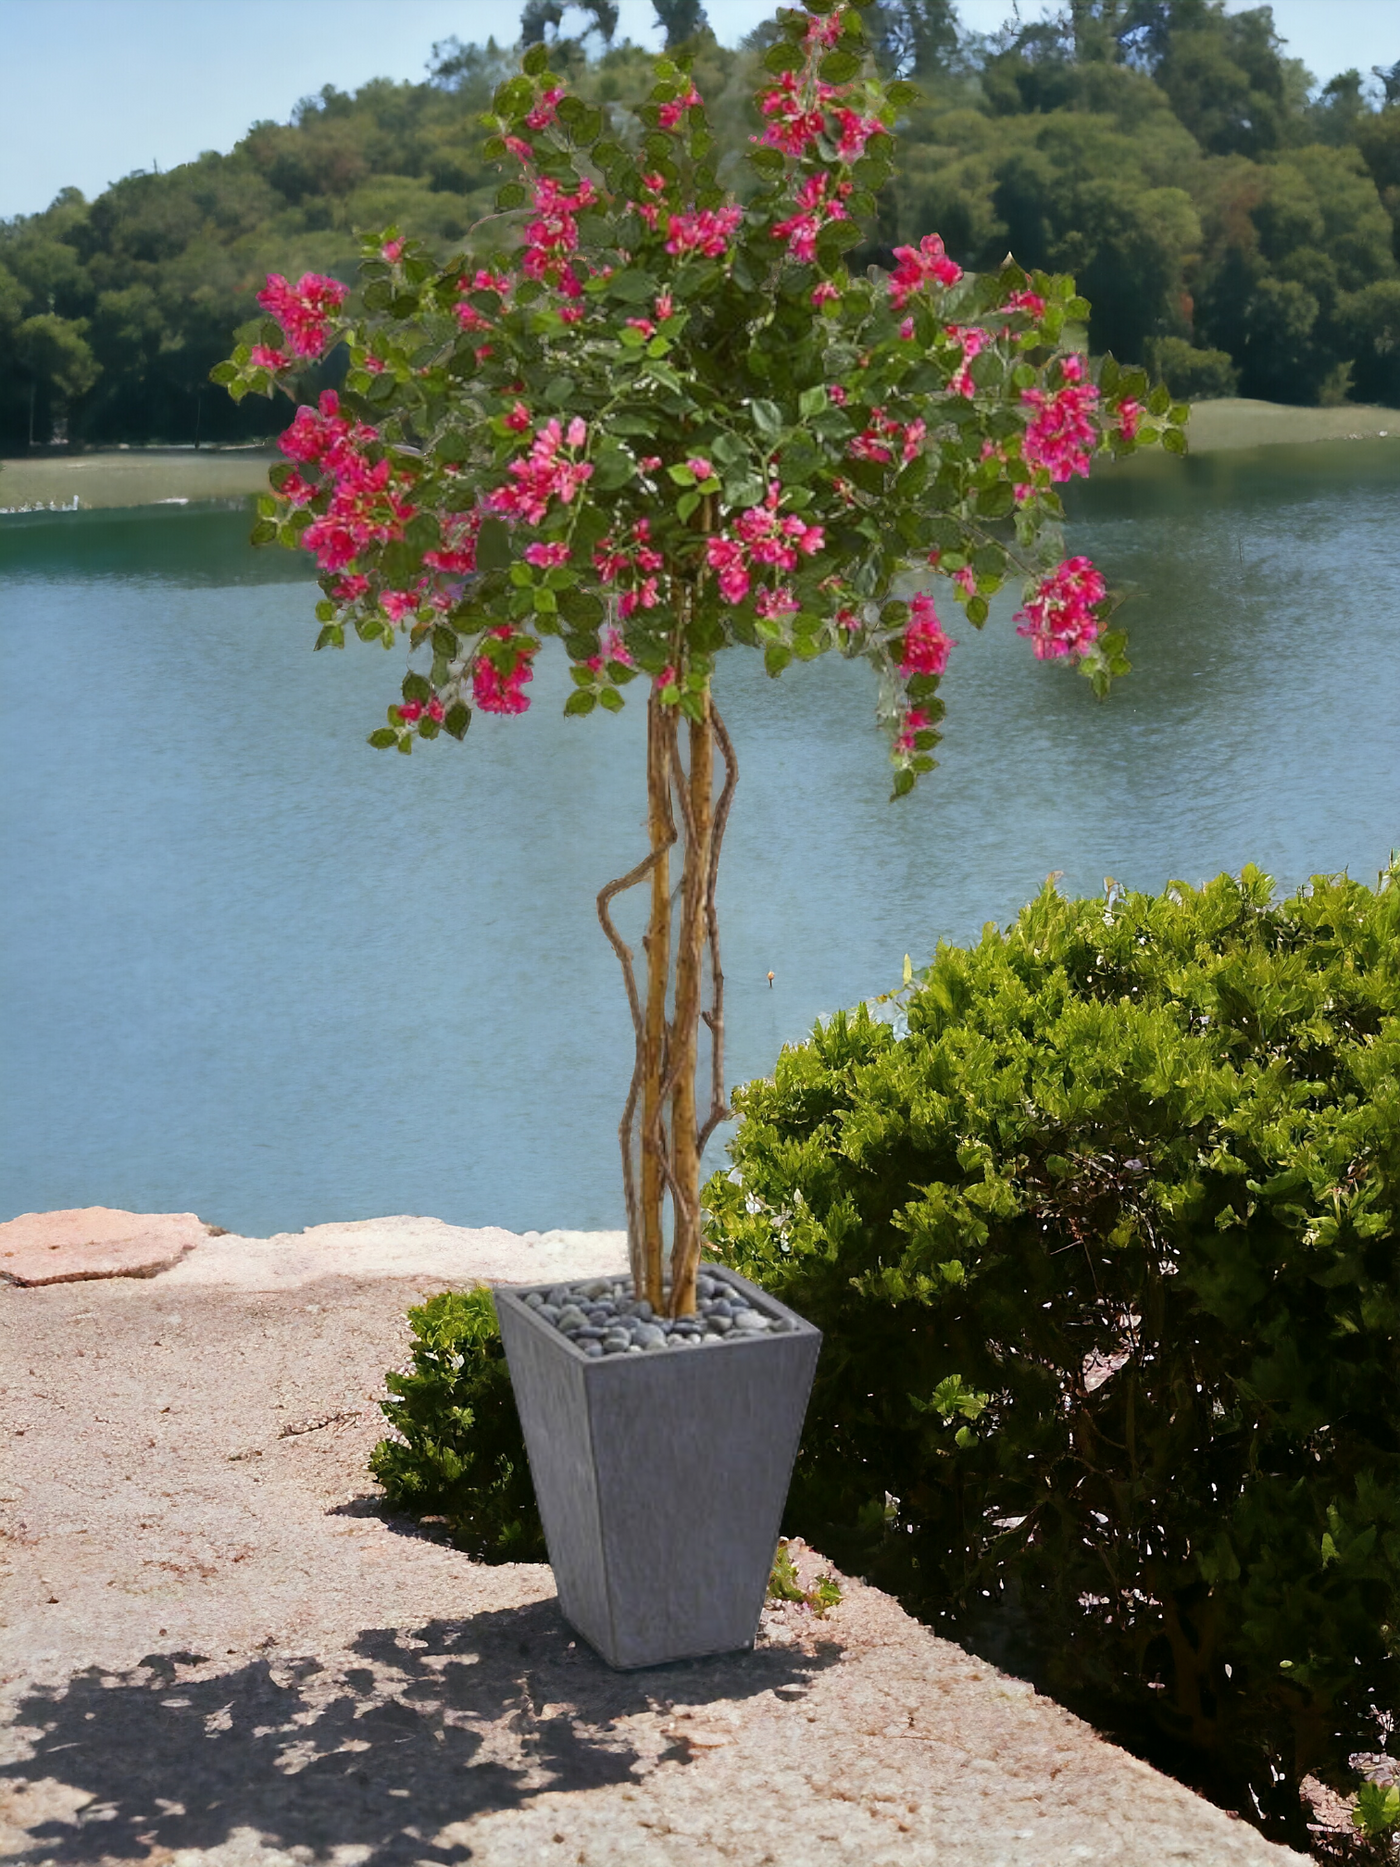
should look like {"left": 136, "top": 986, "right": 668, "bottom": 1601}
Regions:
{"left": 2, "top": 443, "right": 1398, "bottom": 1233}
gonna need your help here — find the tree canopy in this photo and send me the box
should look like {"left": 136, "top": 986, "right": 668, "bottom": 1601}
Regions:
{"left": 2, "top": 0, "right": 1398, "bottom": 451}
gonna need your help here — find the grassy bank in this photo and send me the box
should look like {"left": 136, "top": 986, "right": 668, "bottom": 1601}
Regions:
{"left": 1181, "top": 397, "right": 1399, "bottom": 452}
{"left": 0, "top": 447, "right": 277, "bottom": 513}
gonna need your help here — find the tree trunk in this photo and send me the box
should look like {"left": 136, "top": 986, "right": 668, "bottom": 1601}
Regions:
{"left": 668, "top": 693, "right": 713, "bottom": 1315}
{"left": 639, "top": 694, "right": 673, "bottom": 1310}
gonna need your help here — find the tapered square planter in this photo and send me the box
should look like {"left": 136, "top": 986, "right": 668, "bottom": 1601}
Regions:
{"left": 495, "top": 1265, "right": 820, "bottom": 1670}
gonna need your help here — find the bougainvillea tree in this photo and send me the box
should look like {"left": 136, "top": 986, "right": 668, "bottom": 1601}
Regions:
{"left": 216, "top": 0, "right": 1187, "bottom": 1319}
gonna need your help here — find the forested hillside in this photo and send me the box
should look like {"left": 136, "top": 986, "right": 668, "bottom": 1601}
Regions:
{"left": 3, "top": 0, "right": 1399, "bottom": 451}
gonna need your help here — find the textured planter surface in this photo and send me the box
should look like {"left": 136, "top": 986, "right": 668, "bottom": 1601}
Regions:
{"left": 496, "top": 1265, "right": 820, "bottom": 1669}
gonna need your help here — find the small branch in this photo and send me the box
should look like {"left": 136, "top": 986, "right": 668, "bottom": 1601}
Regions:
{"left": 598, "top": 841, "right": 670, "bottom": 1292}
{"left": 697, "top": 702, "right": 738, "bottom": 1157}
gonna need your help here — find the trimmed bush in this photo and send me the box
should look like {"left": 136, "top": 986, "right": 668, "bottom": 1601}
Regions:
{"left": 1144, "top": 335, "right": 1240, "bottom": 400}
{"left": 702, "top": 867, "right": 1400, "bottom": 1843}
{"left": 369, "top": 1288, "right": 545, "bottom": 1561}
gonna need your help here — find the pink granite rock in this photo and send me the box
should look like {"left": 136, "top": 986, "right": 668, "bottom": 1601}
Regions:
{"left": 0, "top": 1207, "right": 210, "bottom": 1286}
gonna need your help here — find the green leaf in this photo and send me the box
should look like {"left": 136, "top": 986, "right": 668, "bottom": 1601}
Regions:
{"left": 798, "top": 385, "right": 828, "bottom": 419}
{"left": 476, "top": 517, "right": 512, "bottom": 570}
{"left": 402, "top": 671, "right": 431, "bottom": 704}
{"left": 249, "top": 520, "right": 277, "bottom": 546}
{"left": 495, "top": 181, "right": 528, "bottom": 210}
{"left": 443, "top": 702, "right": 470, "bottom": 740}
{"left": 750, "top": 398, "right": 783, "bottom": 437}
{"left": 368, "top": 728, "right": 399, "bottom": 749}
{"left": 764, "top": 643, "right": 793, "bottom": 677}
{"left": 609, "top": 269, "right": 659, "bottom": 303}
{"left": 1161, "top": 427, "right": 1186, "bottom": 456}
{"left": 522, "top": 41, "right": 550, "bottom": 74}
{"left": 564, "top": 690, "right": 597, "bottom": 716}
{"left": 818, "top": 49, "right": 861, "bottom": 82}
{"left": 598, "top": 688, "right": 624, "bottom": 712}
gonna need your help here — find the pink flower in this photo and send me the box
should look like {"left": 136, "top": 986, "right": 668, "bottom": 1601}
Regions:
{"left": 256, "top": 273, "right": 347, "bottom": 360}
{"left": 1014, "top": 556, "right": 1106, "bottom": 660}
{"left": 755, "top": 585, "right": 799, "bottom": 621}
{"left": 524, "top": 541, "right": 570, "bottom": 568}
{"left": 397, "top": 701, "right": 423, "bottom": 723}
{"left": 666, "top": 205, "right": 742, "bottom": 259}
{"left": 381, "top": 238, "right": 405, "bottom": 263}
{"left": 473, "top": 638, "right": 535, "bottom": 714}
{"left": 599, "top": 623, "right": 633, "bottom": 665}
{"left": 654, "top": 292, "right": 674, "bottom": 321}
{"left": 503, "top": 135, "right": 533, "bottom": 162}
{"left": 1021, "top": 377, "right": 1100, "bottom": 483}
{"left": 895, "top": 707, "right": 932, "bottom": 754}
{"left": 654, "top": 664, "right": 678, "bottom": 691}
{"left": 250, "top": 344, "right": 291, "bottom": 372}
{"left": 332, "top": 573, "right": 370, "bottom": 601}
{"left": 504, "top": 401, "right": 532, "bottom": 433}
{"left": 945, "top": 323, "right": 987, "bottom": 398}
{"left": 812, "top": 281, "right": 840, "bottom": 308}
{"left": 626, "top": 317, "right": 657, "bottom": 339}
{"left": 899, "top": 592, "right": 953, "bottom": 676}
{"left": 833, "top": 108, "right": 883, "bottom": 164}
{"left": 427, "top": 696, "right": 446, "bottom": 723}
{"left": 1116, "top": 397, "right": 1144, "bottom": 440}
{"left": 773, "top": 173, "right": 847, "bottom": 265}
{"left": 656, "top": 83, "right": 701, "bottom": 130}
{"left": 686, "top": 457, "right": 714, "bottom": 481}
{"left": 277, "top": 470, "right": 317, "bottom": 506}
{"left": 888, "top": 235, "right": 962, "bottom": 310}
{"left": 525, "top": 86, "right": 564, "bottom": 130}
{"left": 488, "top": 418, "right": 594, "bottom": 525}
{"left": 1004, "top": 287, "right": 1047, "bottom": 317}
{"left": 381, "top": 589, "right": 419, "bottom": 623}
{"left": 639, "top": 455, "right": 662, "bottom": 472}
{"left": 758, "top": 71, "right": 830, "bottom": 158}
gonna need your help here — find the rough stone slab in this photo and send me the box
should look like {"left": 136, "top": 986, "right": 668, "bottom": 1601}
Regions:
{"left": 157, "top": 1214, "right": 630, "bottom": 1290}
{"left": 0, "top": 1206, "right": 208, "bottom": 1286}
{"left": 0, "top": 1275, "right": 1308, "bottom": 1867}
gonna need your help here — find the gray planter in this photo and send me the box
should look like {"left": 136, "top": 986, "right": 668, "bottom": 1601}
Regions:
{"left": 495, "top": 1265, "right": 820, "bottom": 1670}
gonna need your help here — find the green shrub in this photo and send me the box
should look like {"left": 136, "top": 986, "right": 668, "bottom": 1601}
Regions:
{"left": 369, "top": 1287, "right": 545, "bottom": 1561}
{"left": 1144, "top": 334, "right": 1240, "bottom": 400}
{"left": 703, "top": 867, "right": 1400, "bottom": 1843}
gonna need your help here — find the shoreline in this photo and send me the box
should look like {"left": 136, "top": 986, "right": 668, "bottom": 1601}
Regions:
{"left": 1, "top": 398, "right": 1396, "bottom": 516}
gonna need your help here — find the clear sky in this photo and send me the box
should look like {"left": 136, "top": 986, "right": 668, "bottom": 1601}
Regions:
{"left": 1, "top": 0, "right": 1397, "bottom": 223}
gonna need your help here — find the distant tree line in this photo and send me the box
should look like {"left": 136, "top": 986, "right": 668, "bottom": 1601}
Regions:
{"left": 2, "top": 0, "right": 1399, "bottom": 452}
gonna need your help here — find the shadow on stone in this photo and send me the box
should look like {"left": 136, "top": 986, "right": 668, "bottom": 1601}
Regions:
{"left": 3, "top": 1600, "right": 839, "bottom": 1864}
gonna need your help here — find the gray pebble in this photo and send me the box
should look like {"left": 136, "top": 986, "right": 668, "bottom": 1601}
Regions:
{"left": 537, "top": 1303, "right": 562, "bottom": 1325}
{"left": 636, "top": 1324, "right": 667, "bottom": 1350}
{"left": 581, "top": 1340, "right": 604, "bottom": 1358}
{"left": 731, "top": 1310, "right": 770, "bottom": 1333}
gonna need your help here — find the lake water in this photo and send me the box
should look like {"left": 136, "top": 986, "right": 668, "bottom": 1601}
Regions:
{"left": 3, "top": 441, "right": 1398, "bottom": 1236}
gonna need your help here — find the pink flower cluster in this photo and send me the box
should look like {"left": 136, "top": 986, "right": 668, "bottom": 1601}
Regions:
{"left": 657, "top": 82, "right": 702, "bottom": 130}
{"left": 758, "top": 71, "right": 835, "bottom": 157}
{"left": 888, "top": 235, "right": 962, "bottom": 310}
{"left": 277, "top": 392, "right": 416, "bottom": 575}
{"left": 595, "top": 518, "right": 664, "bottom": 618}
{"left": 705, "top": 485, "right": 824, "bottom": 605}
{"left": 1015, "top": 557, "right": 1106, "bottom": 660}
{"left": 422, "top": 508, "right": 482, "bottom": 576}
{"left": 256, "top": 273, "right": 347, "bottom": 360}
{"left": 899, "top": 592, "right": 953, "bottom": 676}
{"left": 488, "top": 417, "right": 592, "bottom": 526}
{"left": 895, "top": 707, "right": 933, "bottom": 755}
{"left": 525, "top": 86, "right": 564, "bottom": 130}
{"left": 522, "top": 178, "right": 596, "bottom": 299}
{"left": 773, "top": 173, "right": 850, "bottom": 265}
{"left": 473, "top": 627, "right": 536, "bottom": 714}
{"left": 666, "top": 205, "right": 742, "bottom": 259}
{"left": 1020, "top": 355, "right": 1100, "bottom": 482}
{"left": 943, "top": 323, "right": 987, "bottom": 397}
{"left": 455, "top": 268, "right": 512, "bottom": 335}
{"left": 849, "top": 405, "right": 924, "bottom": 465}
{"left": 1116, "top": 397, "right": 1144, "bottom": 440}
